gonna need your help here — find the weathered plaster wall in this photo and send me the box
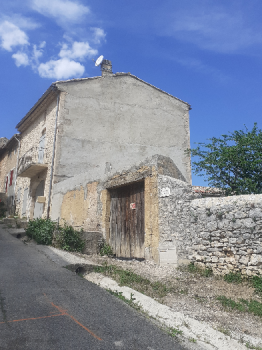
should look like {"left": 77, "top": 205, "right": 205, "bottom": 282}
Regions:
{"left": 60, "top": 182, "right": 99, "bottom": 231}
{"left": 158, "top": 175, "right": 262, "bottom": 275}
{"left": 54, "top": 74, "right": 191, "bottom": 187}
{"left": 52, "top": 155, "right": 181, "bottom": 263}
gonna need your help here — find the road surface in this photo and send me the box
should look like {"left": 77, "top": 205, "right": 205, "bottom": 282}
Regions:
{"left": 0, "top": 226, "right": 186, "bottom": 350}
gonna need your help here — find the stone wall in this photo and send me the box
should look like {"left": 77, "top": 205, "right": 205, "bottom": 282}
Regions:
{"left": 158, "top": 175, "right": 262, "bottom": 276}
{"left": 0, "top": 140, "right": 19, "bottom": 214}
{"left": 16, "top": 95, "right": 61, "bottom": 219}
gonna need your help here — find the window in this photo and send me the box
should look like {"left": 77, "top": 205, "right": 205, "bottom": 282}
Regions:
{"left": 9, "top": 170, "right": 14, "bottom": 186}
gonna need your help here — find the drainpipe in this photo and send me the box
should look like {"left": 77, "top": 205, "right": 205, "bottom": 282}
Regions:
{"left": 13, "top": 136, "right": 21, "bottom": 210}
{"left": 47, "top": 92, "right": 60, "bottom": 219}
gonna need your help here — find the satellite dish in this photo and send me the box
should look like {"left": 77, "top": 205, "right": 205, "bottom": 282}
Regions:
{"left": 95, "top": 55, "right": 104, "bottom": 66}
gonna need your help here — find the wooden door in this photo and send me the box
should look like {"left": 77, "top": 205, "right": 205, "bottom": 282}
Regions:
{"left": 109, "top": 181, "right": 144, "bottom": 259}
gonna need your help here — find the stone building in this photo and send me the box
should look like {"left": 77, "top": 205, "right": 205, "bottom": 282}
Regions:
{"left": 1, "top": 60, "right": 192, "bottom": 264}
{"left": 0, "top": 135, "right": 20, "bottom": 214}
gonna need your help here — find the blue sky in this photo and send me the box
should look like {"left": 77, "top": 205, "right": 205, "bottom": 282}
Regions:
{"left": 0, "top": 0, "right": 261, "bottom": 186}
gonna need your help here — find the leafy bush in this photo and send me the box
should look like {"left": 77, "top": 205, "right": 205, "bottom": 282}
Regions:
{"left": 56, "top": 223, "right": 85, "bottom": 252}
{"left": 0, "top": 202, "right": 6, "bottom": 218}
{"left": 26, "top": 219, "right": 85, "bottom": 252}
{"left": 26, "top": 218, "right": 55, "bottom": 245}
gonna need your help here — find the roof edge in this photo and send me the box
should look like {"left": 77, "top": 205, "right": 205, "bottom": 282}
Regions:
{"left": 54, "top": 72, "right": 191, "bottom": 108}
{"left": 16, "top": 84, "right": 58, "bottom": 130}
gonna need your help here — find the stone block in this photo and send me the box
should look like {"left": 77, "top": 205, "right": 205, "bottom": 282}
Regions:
{"left": 82, "top": 231, "right": 103, "bottom": 255}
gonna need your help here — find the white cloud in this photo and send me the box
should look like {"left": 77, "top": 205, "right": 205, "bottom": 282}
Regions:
{"left": 31, "top": 0, "right": 90, "bottom": 22}
{"left": 12, "top": 52, "right": 29, "bottom": 67}
{"left": 38, "top": 57, "right": 85, "bottom": 79}
{"left": 164, "top": 6, "right": 262, "bottom": 54}
{"left": 32, "top": 41, "right": 46, "bottom": 65}
{"left": 0, "top": 21, "right": 29, "bottom": 51}
{"left": 59, "top": 41, "right": 97, "bottom": 60}
{"left": 91, "top": 28, "right": 106, "bottom": 44}
{"left": 1, "top": 14, "right": 40, "bottom": 31}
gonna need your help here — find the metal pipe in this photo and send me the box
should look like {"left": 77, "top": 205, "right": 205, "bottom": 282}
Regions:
{"left": 47, "top": 92, "right": 60, "bottom": 218}
{"left": 13, "top": 136, "right": 21, "bottom": 208}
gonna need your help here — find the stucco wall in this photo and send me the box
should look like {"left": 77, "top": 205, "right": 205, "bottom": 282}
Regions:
{"left": 53, "top": 74, "right": 191, "bottom": 187}
{"left": 158, "top": 175, "right": 262, "bottom": 275}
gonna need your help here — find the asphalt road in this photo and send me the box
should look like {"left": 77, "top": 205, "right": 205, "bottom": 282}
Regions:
{"left": 0, "top": 226, "right": 186, "bottom": 350}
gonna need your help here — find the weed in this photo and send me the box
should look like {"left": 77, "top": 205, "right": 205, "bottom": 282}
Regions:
{"left": 16, "top": 223, "right": 21, "bottom": 229}
{"left": 187, "top": 262, "right": 213, "bottom": 277}
{"left": 249, "top": 344, "right": 260, "bottom": 349}
{"left": 206, "top": 208, "right": 212, "bottom": 217}
{"left": 253, "top": 217, "right": 257, "bottom": 223}
{"left": 98, "top": 239, "right": 114, "bottom": 257}
{"left": 95, "top": 264, "right": 170, "bottom": 298}
{"left": 217, "top": 212, "right": 224, "bottom": 220}
{"left": 252, "top": 275, "right": 262, "bottom": 296}
{"left": 167, "top": 327, "right": 183, "bottom": 338}
{"left": 55, "top": 223, "right": 85, "bottom": 252}
{"left": 107, "top": 290, "right": 141, "bottom": 311}
{"left": 224, "top": 272, "right": 243, "bottom": 284}
{"left": 217, "top": 326, "right": 231, "bottom": 336}
{"left": 189, "top": 338, "right": 197, "bottom": 343}
{"left": 217, "top": 296, "right": 262, "bottom": 318}
{"left": 7, "top": 224, "right": 12, "bottom": 228}
{"left": 179, "top": 289, "right": 188, "bottom": 295}
{"left": 231, "top": 217, "right": 236, "bottom": 223}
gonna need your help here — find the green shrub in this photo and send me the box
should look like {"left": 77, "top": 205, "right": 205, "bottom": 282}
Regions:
{"left": 0, "top": 202, "right": 6, "bottom": 218}
{"left": 26, "top": 218, "right": 56, "bottom": 245}
{"left": 56, "top": 223, "right": 85, "bottom": 252}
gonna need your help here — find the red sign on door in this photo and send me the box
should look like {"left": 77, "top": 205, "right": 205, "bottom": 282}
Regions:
{"left": 130, "top": 203, "right": 136, "bottom": 210}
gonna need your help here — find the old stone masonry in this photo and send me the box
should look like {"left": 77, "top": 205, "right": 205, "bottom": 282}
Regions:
{"left": 158, "top": 175, "right": 262, "bottom": 276}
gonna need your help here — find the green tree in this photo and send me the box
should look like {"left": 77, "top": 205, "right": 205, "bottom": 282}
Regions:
{"left": 187, "top": 123, "right": 262, "bottom": 195}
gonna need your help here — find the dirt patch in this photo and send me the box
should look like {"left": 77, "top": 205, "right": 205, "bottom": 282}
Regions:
{"left": 70, "top": 253, "right": 262, "bottom": 343}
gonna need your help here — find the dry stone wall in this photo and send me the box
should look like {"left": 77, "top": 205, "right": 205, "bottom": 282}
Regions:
{"left": 158, "top": 175, "right": 262, "bottom": 276}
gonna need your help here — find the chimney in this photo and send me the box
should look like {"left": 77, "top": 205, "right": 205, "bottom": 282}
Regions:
{"left": 101, "top": 59, "right": 112, "bottom": 77}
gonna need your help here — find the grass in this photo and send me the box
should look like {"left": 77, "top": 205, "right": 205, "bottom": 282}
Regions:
{"left": 187, "top": 262, "right": 213, "bottom": 277}
{"left": 94, "top": 263, "right": 170, "bottom": 299}
{"left": 245, "top": 343, "right": 262, "bottom": 350}
{"left": 223, "top": 272, "right": 262, "bottom": 297}
{"left": 224, "top": 272, "right": 243, "bottom": 284}
{"left": 216, "top": 326, "right": 231, "bottom": 336}
{"left": 216, "top": 296, "right": 262, "bottom": 318}
{"left": 252, "top": 275, "right": 262, "bottom": 296}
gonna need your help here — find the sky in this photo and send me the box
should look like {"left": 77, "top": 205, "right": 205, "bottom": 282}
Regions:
{"left": 0, "top": 0, "right": 261, "bottom": 186}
